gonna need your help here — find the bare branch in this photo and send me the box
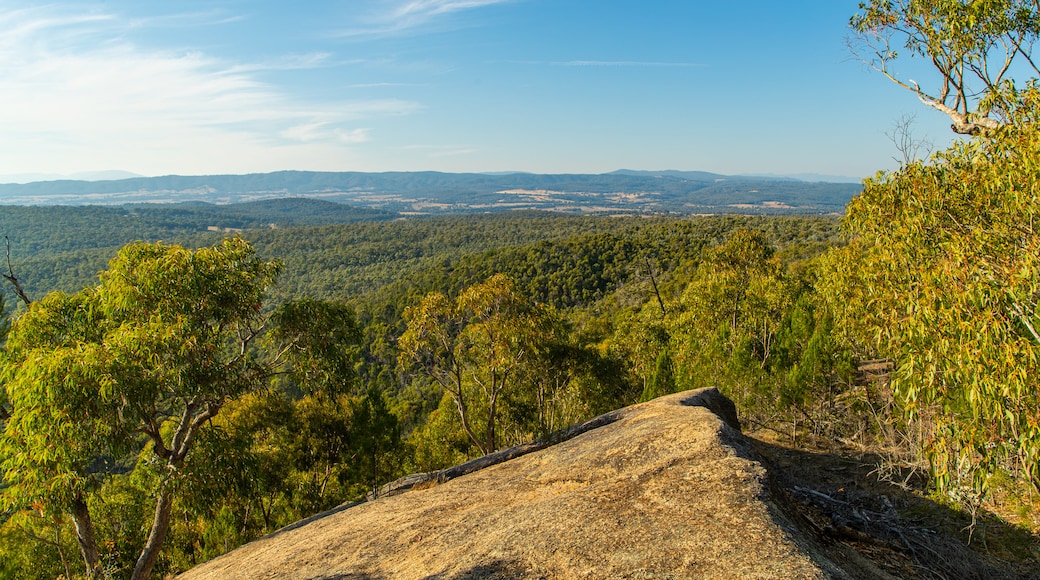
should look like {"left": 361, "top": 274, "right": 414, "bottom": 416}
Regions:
{"left": 645, "top": 256, "right": 667, "bottom": 317}
{"left": 3, "top": 235, "right": 31, "bottom": 305}
{"left": 887, "top": 113, "right": 934, "bottom": 165}
{"left": 908, "top": 80, "right": 1001, "bottom": 134}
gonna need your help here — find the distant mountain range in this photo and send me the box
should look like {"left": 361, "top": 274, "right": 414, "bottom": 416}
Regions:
{"left": 0, "top": 170, "right": 861, "bottom": 214}
{"left": 0, "top": 170, "right": 144, "bottom": 183}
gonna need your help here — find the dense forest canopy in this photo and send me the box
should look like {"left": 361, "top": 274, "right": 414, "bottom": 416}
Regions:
{"left": 0, "top": 209, "right": 849, "bottom": 577}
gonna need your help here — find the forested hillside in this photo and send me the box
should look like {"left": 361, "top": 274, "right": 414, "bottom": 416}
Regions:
{"left": 2, "top": 204, "right": 833, "bottom": 303}
{"left": 0, "top": 210, "right": 854, "bottom": 577}
{"left": 1, "top": 169, "right": 1038, "bottom": 577}
{"left": 2, "top": 188, "right": 1039, "bottom": 577}
{"left": 0, "top": 198, "right": 390, "bottom": 255}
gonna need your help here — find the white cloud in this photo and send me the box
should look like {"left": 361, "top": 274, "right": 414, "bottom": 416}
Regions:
{"left": 125, "top": 9, "right": 247, "bottom": 30}
{"left": 227, "top": 53, "right": 338, "bottom": 74}
{"left": 282, "top": 123, "right": 373, "bottom": 144}
{"left": 335, "top": 128, "right": 373, "bottom": 144}
{"left": 0, "top": 4, "right": 419, "bottom": 175}
{"left": 391, "top": 0, "right": 509, "bottom": 19}
{"left": 552, "top": 60, "right": 705, "bottom": 68}
{"left": 337, "top": 0, "right": 514, "bottom": 37}
{"left": 348, "top": 82, "right": 424, "bottom": 88}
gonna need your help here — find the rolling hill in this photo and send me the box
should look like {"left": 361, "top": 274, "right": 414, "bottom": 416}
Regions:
{"left": 0, "top": 170, "right": 860, "bottom": 214}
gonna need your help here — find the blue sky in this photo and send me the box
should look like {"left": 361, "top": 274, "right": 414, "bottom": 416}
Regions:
{"left": 0, "top": 0, "right": 958, "bottom": 181}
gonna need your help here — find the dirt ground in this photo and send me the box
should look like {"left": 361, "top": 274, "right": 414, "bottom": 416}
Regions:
{"left": 750, "top": 432, "right": 1040, "bottom": 579}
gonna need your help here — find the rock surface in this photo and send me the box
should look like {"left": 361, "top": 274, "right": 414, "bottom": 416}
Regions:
{"left": 177, "top": 389, "right": 851, "bottom": 579}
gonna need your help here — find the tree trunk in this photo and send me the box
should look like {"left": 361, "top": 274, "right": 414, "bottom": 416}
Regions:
{"left": 485, "top": 388, "right": 498, "bottom": 454}
{"left": 71, "top": 494, "right": 102, "bottom": 578}
{"left": 645, "top": 256, "right": 666, "bottom": 317}
{"left": 54, "top": 516, "right": 73, "bottom": 580}
{"left": 131, "top": 486, "right": 174, "bottom": 580}
{"left": 450, "top": 367, "right": 487, "bottom": 455}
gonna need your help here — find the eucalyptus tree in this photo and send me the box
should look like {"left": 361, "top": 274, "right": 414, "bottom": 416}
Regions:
{"left": 819, "top": 126, "right": 1040, "bottom": 495}
{"left": 669, "top": 229, "right": 791, "bottom": 408}
{"left": 0, "top": 238, "right": 359, "bottom": 579}
{"left": 851, "top": 0, "right": 1040, "bottom": 134}
{"left": 0, "top": 290, "right": 9, "bottom": 422}
{"left": 398, "top": 274, "right": 559, "bottom": 455}
{"left": 844, "top": 0, "right": 1040, "bottom": 499}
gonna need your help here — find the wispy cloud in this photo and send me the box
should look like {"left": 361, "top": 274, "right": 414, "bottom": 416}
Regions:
{"left": 391, "top": 0, "right": 508, "bottom": 19}
{"left": 336, "top": 0, "right": 514, "bottom": 38}
{"left": 348, "top": 82, "right": 426, "bottom": 89}
{"left": 552, "top": 60, "right": 705, "bottom": 68}
{"left": 227, "top": 53, "right": 338, "bottom": 74}
{"left": 399, "top": 144, "right": 477, "bottom": 157}
{"left": 283, "top": 124, "right": 372, "bottom": 144}
{"left": 0, "top": 4, "right": 420, "bottom": 174}
{"left": 125, "top": 9, "right": 247, "bottom": 30}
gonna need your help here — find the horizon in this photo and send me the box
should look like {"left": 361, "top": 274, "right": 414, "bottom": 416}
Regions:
{"left": 0, "top": 1, "right": 957, "bottom": 180}
{"left": 0, "top": 167, "right": 865, "bottom": 186}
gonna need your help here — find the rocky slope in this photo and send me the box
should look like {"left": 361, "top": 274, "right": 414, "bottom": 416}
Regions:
{"left": 178, "top": 389, "right": 1034, "bottom": 579}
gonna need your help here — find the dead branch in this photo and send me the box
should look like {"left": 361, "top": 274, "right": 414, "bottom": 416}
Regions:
{"left": 3, "top": 235, "right": 31, "bottom": 305}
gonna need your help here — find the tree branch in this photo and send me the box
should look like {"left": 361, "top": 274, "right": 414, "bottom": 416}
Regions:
{"left": 909, "top": 80, "right": 1000, "bottom": 134}
{"left": 173, "top": 402, "right": 221, "bottom": 463}
{"left": 3, "top": 236, "right": 31, "bottom": 305}
{"left": 1011, "top": 301, "right": 1040, "bottom": 345}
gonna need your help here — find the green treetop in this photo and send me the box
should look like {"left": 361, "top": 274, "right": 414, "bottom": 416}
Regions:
{"left": 0, "top": 238, "right": 358, "bottom": 579}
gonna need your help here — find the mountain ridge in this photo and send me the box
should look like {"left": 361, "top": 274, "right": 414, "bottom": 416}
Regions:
{"left": 0, "top": 170, "right": 860, "bottom": 214}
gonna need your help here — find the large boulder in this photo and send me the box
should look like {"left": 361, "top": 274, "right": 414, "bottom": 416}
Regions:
{"left": 179, "top": 389, "right": 848, "bottom": 579}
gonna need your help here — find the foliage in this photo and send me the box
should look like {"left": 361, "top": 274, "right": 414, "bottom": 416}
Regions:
{"left": 406, "top": 393, "right": 478, "bottom": 472}
{"left": 671, "top": 230, "right": 791, "bottom": 405}
{"left": 398, "top": 274, "right": 563, "bottom": 455}
{"left": 821, "top": 124, "right": 1040, "bottom": 495}
{"left": 0, "top": 238, "right": 367, "bottom": 579}
{"left": 0, "top": 290, "right": 9, "bottom": 419}
{"left": 269, "top": 298, "right": 362, "bottom": 393}
{"left": 0, "top": 213, "right": 847, "bottom": 577}
{"left": 656, "top": 229, "right": 855, "bottom": 436}
{"left": 609, "top": 301, "right": 670, "bottom": 396}
{"left": 851, "top": 0, "right": 1040, "bottom": 134}
{"left": 640, "top": 350, "right": 676, "bottom": 403}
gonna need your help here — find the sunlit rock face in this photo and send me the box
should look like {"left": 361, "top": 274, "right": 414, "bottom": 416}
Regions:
{"left": 179, "top": 389, "right": 843, "bottom": 580}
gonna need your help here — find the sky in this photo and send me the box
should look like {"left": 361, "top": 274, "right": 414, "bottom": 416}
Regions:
{"left": 0, "top": 0, "right": 962, "bottom": 181}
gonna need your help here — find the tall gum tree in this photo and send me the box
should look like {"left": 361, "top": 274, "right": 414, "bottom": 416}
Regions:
{"left": 842, "top": 0, "right": 1040, "bottom": 497}
{"left": 398, "top": 274, "right": 557, "bottom": 455}
{"left": 851, "top": 0, "right": 1040, "bottom": 134}
{"left": 820, "top": 126, "right": 1040, "bottom": 494}
{"left": 669, "top": 229, "right": 792, "bottom": 411}
{"left": 0, "top": 238, "right": 355, "bottom": 579}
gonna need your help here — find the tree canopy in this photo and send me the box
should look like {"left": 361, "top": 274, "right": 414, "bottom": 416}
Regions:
{"left": 852, "top": 0, "right": 1040, "bottom": 134}
{"left": 0, "top": 238, "right": 361, "bottom": 579}
{"left": 398, "top": 274, "right": 562, "bottom": 456}
{"left": 821, "top": 124, "right": 1040, "bottom": 494}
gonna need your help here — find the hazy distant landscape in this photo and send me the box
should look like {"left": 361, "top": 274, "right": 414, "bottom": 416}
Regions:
{"left": 0, "top": 169, "right": 860, "bottom": 214}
